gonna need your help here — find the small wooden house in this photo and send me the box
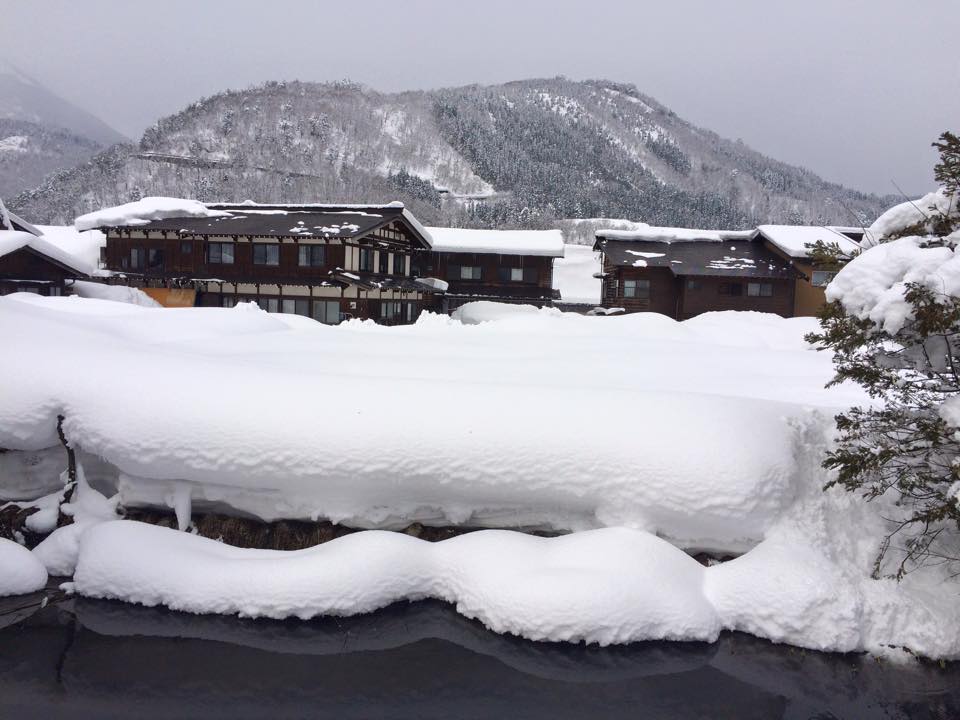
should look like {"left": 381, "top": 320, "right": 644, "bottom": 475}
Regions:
{"left": 0, "top": 230, "right": 92, "bottom": 296}
{"left": 753, "top": 225, "right": 864, "bottom": 317}
{"left": 594, "top": 227, "right": 799, "bottom": 318}
{"left": 97, "top": 202, "right": 442, "bottom": 325}
{"left": 418, "top": 227, "right": 564, "bottom": 312}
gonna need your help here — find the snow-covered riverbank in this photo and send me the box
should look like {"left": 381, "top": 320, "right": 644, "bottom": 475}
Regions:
{"left": 1, "top": 294, "right": 958, "bottom": 658}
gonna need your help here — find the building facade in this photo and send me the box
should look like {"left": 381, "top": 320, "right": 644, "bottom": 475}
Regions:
{"left": 97, "top": 203, "right": 440, "bottom": 325}
{"left": 594, "top": 227, "right": 799, "bottom": 318}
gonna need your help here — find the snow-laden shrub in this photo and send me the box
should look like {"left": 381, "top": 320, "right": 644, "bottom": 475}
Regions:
{"left": 808, "top": 132, "right": 960, "bottom": 578}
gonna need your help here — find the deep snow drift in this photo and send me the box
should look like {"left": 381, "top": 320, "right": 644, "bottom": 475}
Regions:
{"left": 2, "top": 294, "right": 959, "bottom": 657}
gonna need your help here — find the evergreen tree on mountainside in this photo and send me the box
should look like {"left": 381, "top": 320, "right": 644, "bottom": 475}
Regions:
{"left": 807, "top": 132, "right": 960, "bottom": 578}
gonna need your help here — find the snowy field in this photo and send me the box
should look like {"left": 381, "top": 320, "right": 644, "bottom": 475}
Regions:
{"left": 1, "top": 293, "right": 958, "bottom": 658}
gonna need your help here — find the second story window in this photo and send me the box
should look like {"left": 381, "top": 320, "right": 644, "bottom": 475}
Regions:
{"left": 378, "top": 251, "right": 390, "bottom": 274}
{"left": 623, "top": 278, "right": 650, "bottom": 299}
{"left": 130, "top": 247, "right": 145, "bottom": 270}
{"left": 359, "top": 248, "right": 374, "bottom": 272}
{"left": 298, "top": 245, "right": 325, "bottom": 267}
{"left": 747, "top": 282, "right": 773, "bottom": 297}
{"left": 180, "top": 241, "right": 192, "bottom": 254}
{"left": 498, "top": 267, "right": 536, "bottom": 283}
{"left": 208, "top": 242, "right": 235, "bottom": 264}
{"left": 459, "top": 265, "right": 481, "bottom": 280}
{"left": 393, "top": 254, "right": 406, "bottom": 275}
{"left": 253, "top": 244, "right": 279, "bottom": 266}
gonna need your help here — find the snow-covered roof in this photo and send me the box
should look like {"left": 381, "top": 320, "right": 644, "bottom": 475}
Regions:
{"left": 754, "top": 225, "right": 862, "bottom": 259}
{"left": 426, "top": 227, "right": 565, "bottom": 257}
{"left": 76, "top": 197, "right": 434, "bottom": 248}
{"left": 0, "top": 201, "right": 42, "bottom": 237}
{"left": 0, "top": 230, "right": 94, "bottom": 276}
{"left": 595, "top": 226, "right": 754, "bottom": 244}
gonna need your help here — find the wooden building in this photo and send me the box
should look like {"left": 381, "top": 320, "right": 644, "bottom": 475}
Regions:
{"left": 753, "top": 225, "right": 864, "bottom": 317}
{"left": 0, "top": 221, "right": 92, "bottom": 297}
{"left": 594, "top": 227, "right": 799, "bottom": 319}
{"left": 418, "top": 227, "right": 564, "bottom": 312}
{"left": 96, "top": 202, "right": 442, "bottom": 325}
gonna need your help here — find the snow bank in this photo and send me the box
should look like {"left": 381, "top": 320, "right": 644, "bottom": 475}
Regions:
{"left": 74, "top": 522, "right": 720, "bottom": 644}
{"left": 0, "top": 538, "right": 47, "bottom": 596}
{"left": 0, "top": 295, "right": 859, "bottom": 552}
{"left": 452, "top": 301, "right": 562, "bottom": 325}
{"left": 426, "top": 226, "right": 565, "bottom": 257}
{"left": 36, "top": 225, "right": 106, "bottom": 271}
{"left": 553, "top": 244, "right": 601, "bottom": 304}
{"left": 71, "top": 280, "right": 162, "bottom": 307}
{"left": 74, "top": 197, "right": 230, "bottom": 232}
{"left": 826, "top": 236, "right": 958, "bottom": 334}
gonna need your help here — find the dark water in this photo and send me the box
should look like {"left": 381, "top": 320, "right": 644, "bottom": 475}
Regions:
{"left": 0, "top": 597, "right": 957, "bottom": 719}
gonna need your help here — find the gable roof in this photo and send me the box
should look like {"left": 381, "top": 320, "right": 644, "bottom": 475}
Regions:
{"left": 426, "top": 227, "right": 565, "bottom": 257}
{"left": 0, "top": 230, "right": 94, "bottom": 277}
{"left": 0, "top": 203, "right": 42, "bottom": 237}
{"left": 754, "top": 225, "right": 863, "bottom": 259}
{"left": 598, "top": 237, "right": 798, "bottom": 280}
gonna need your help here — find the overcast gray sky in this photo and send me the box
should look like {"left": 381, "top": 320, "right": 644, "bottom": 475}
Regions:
{"left": 3, "top": 0, "right": 958, "bottom": 195}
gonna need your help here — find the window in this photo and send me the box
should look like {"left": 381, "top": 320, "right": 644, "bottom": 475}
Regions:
{"left": 811, "top": 270, "right": 835, "bottom": 288}
{"left": 147, "top": 248, "right": 163, "bottom": 270}
{"left": 359, "top": 248, "right": 374, "bottom": 272}
{"left": 381, "top": 301, "right": 402, "bottom": 321}
{"left": 180, "top": 241, "right": 193, "bottom": 254}
{"left": 208, "top": 242, "right": 234, "bottom": 264}
{"left": 623, "top": 279, "right": 650, "bottom": 299}
{"left": 378, "top": 251, "right": 390, "bottom": 274}
{"left": 257, "top": 297, "right": 280, "bottom": 313}
{"left": 686, "top": 279, "right": 700, "bottom": 290}
{"left": 747, "top": 282, "right": 773, "bottom": 297}
{"left": 130, "top": 247, "right": 145, "bottom": 270}
{"left": 221, "top": 295, "right": 237, "bottom": 308}
{"left": 497, "top": 267, "right": 536, "bottom": 283}
{"left": 312, "top": 300, "right": 341, "bottom": 325}
{"left": 298, "top": 245, "right": 325, "bottom": 267}
{"left": 281, "top": 298, "right": 310, "bottom": 316}
{"left": 393, "top": 254, "right": 406, "bottom": 276}
{"left": 719, "top": 282, "right": 743, "bottom": 296}
{"left": 459, "top": 265, "right": 482, "bottom": 281}
{"left": 253, "top": 244, "right": 279, "bottom": 266}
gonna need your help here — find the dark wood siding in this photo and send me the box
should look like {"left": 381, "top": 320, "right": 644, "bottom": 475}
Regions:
{"left": 602, "top": 261, "right": 679, "bottom": 316}
{"left": 423, "top": 251, "right": 556, "bottom": 304}
{"left": 678, "top": 277, "right": 794, "bottom": 319}
{"left": 0, "top": 247, "right": 74, "bottom": 296}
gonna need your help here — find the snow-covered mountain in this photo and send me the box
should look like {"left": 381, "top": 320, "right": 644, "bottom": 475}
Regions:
{"left": 9, "top": 77, "right": 891, "bottom": 230}
{"left": 0, "top": 60, "right": 127, "bottom": 197}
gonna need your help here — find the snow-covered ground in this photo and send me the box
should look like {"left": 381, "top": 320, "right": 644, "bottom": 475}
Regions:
{"left": 1, "top": 293, "right": 958, "bottom": 658}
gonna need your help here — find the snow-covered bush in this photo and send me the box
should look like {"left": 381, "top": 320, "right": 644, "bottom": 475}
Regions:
{"left": 809, "top": 132, "right": 960, "bottom": 577}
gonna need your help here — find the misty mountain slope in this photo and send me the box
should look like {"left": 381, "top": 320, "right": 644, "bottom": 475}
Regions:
{"left": 0, "top": 118, "right": 102, "bottom": 198}
{"left": 10, "top": 77, "right": 890, "bottom": 228}
{"left": 0, "top": 60, "right": 127, "bottom": 146}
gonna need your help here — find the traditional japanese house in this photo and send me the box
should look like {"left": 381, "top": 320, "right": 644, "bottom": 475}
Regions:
{"left": 417, "top": 227, "right": 564, "bottom": 312}
{"left": 753, "top": 225, "right": 864, "bottom": 317}
{"left": 594, "top": 226, "right": 799, "bottom": 318}
{"left": 95, "top": 202, "right": 442, "bottom": 325}
{"left": 0, "top": 229, "right": 92, "bottom": 296}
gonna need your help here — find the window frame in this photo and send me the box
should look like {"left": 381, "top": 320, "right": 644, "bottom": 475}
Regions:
{"left": 747, "top": 282, "right": 773, "bottom": 297}
{"left": 298, "top": 244, "right": 326, "bottom": 267}
{"left": 253, "top": 243, "right": 280, "bottom": 266}
{"left": 207, "top": 242, "right": 234, "bottom": 265}
{"left": 359, "top": 248, "right": 374, "bottom": 273}
{"left": 719, "top": 282, "right": 743, "bottom": 296}
{"left": 810, "top": 270, "right": 835, "bottom": 288}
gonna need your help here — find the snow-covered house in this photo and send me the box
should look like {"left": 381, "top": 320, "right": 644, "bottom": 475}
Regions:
{"left": 753, "top": 225, "right": 864, "bottom": 316}
{"left": 83, "top": 198, "right": 442, "bottom": 324}
{"left": 418, "top": 227, "right": 564, "bottom": 311}
{"left": 593, "top": 227, "right": 798, "bottom": 318}
{"left": 0, "top": 230, "right": 93, "bottom": 296}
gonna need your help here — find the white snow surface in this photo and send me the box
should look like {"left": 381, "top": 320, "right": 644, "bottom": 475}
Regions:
{"left": 552, "top": 244, "right": 601, "bottom": 304}
{"left": 0, "top": 538, "right": 47, "bottom": 597}
{"left": 825, "top": 236, "right": 959, "bottom": 334}
{"left": 452, "top": 301, "right": 561, "bottom": 325}
{"left": 4, "top": 294, "right": 960, "bottom": 657}
{"left": 865, "top": 188, "right": 957, "bottom": 245}
{"left": 597, "top": 226, "right": 753, "bottom": 243}
{"left": 74, "top": 197, "right": 230, "bottom": 232}
{"left": 755, "top": 225, "right": 862, "bottom": 259}
{"left": 72, "top": 280, "right": 162, "bottom": 307}
{"left": 36, "top": 225, "right": 106, "bottom": 271}
{"left": 426, "top": 226, "right": 565, "bottom": 257}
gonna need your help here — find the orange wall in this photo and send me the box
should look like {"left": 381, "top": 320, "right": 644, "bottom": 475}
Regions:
{"left": 141, "top": 288, "right": 197, "bottom": 308}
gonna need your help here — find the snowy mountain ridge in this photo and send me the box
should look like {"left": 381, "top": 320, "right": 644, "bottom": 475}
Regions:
{"left": 10, "top": 77, "right": 893, "bottom": 230}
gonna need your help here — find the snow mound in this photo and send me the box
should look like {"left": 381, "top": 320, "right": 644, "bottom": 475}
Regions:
{"left": 72, "top": 280, "right": 162, "bottom": 307}
{"left": 74, "top": 522, "right": 720, "bottom": 645}
{"left": 865, "top": 188, "right": 957, "bottom": 245}
{"left": 452, "top": 301, "right": 563, "bottom": 324}
{"left": 0, "top": 538, "right": 47, "bottom": 596}
{"left": 75, "top": 197, "right": 230, "bottom": 232}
